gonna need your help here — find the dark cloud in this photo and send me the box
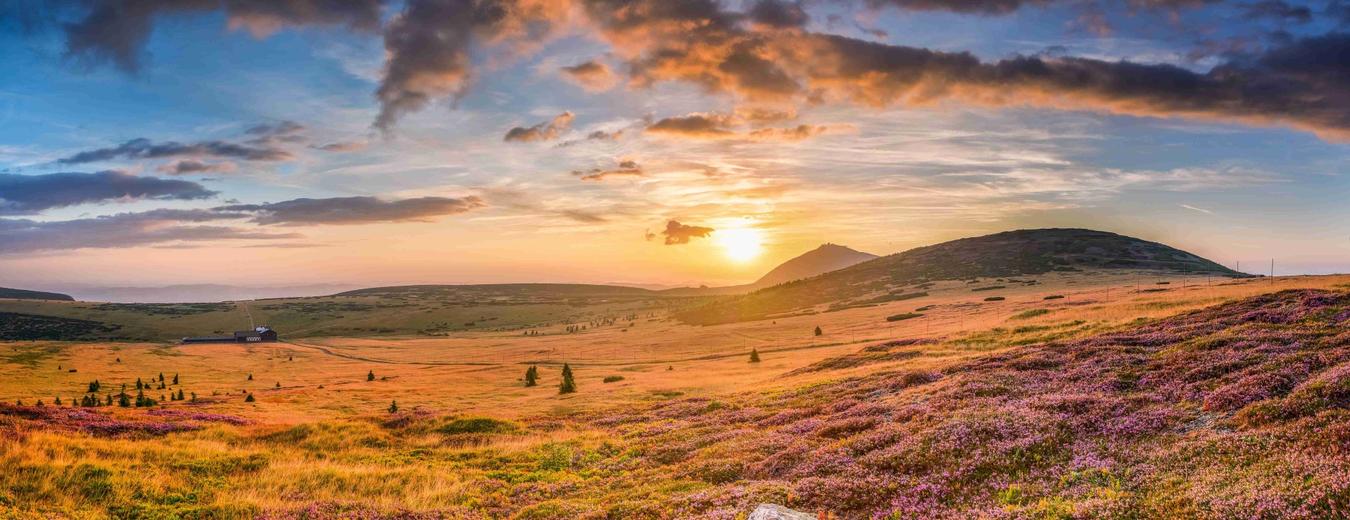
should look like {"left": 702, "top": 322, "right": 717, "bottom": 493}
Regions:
{"left": 58, "top": 0, "right": 383, "bottom": 73}
{"left": 375, "top": 0, "right": 567, "bottom": 130}
{"left": 862, "top": 0, "right": 1216, "bottom": 15}
{"left": 57, "top": 137, "right": 294, "bottom": 164}
{"left": 729, "top": 30, "right": 1350, "bottom": 141}
{"left": 587, "top": 129, "right": 623, "bottom": 140}
{"left": 0, "top": 171, "right": 216, "bottom": 215}
{"left": 735, "top": 106, "right": 797, "bottom": 124}
{"left": 314, "top": 140, "right": 369, "bottom": 152}
{"left": 574, "top": 160, "right": 643, "bottom": 181}
{"left": 244, "top": 120, "right": 305, "bottom": 136}
{"left": 560, "top": 60, "right": 618, "bottom": 91}
{"left": 1242, "top": 1, "right": 1313, "bottom": 23}
{"left": 748, "top": 124, "right": 830, "bottom": 141}
{"left": 644, "top": 112, "right": 834, "bottom": 141}
{"left": 646, "top": 113, "right": 737, "bottom": 139}
{"left": 503, "top": 112, "right": 575, "bottom": 142}
{"left": 218, "top": 195, "right": 486, "bottom": 225}
{"left": 658, "top": 220, "right": 714, "bottom": 245}
{"left": 158, "top": 160, "right": 238, "bottom": 175}
{"left": 242, "top": 120, "right": 308, "bottom": 146}
{"left": 748, "top": 0, "right": 809, "bottom": 28}
{"left": 0, "top": 209, "right": 293, "bottom": 254}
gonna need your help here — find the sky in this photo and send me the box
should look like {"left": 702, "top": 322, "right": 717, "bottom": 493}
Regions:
{"left": 0, "top": 0, "right": 1347, "bottom": 292}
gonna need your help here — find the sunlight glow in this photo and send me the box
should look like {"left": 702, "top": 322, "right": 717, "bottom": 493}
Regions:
{"left": 715, "top": 225, "right": 764, "bottom": 263}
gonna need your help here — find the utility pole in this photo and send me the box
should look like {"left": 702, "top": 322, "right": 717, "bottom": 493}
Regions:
{"left": 1270, "top": 259, "right": 1275, "bottom": 286}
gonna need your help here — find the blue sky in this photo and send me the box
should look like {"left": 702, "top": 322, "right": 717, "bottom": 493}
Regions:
{"left": 0, "top": 0, "right": 1347, "bottom": 291}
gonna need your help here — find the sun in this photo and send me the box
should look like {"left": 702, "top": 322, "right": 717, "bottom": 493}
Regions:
{"left": 714, "top": 225, "right": 764, "bottom": 263}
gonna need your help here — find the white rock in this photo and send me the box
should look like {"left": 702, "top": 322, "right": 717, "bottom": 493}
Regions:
{"left": 748, "top": 503, "right": 817, "bottom": 520}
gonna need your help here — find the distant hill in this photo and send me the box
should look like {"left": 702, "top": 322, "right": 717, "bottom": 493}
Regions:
{"left": 677, "top": 228, "right": 1244, "bottom": 325}
{"left": 752, "top": 244, "right": 878, "bottom": 289}
{"left": 335, "top": 283, "right": 657, "bottom": 298}
{"left": 0, "top": 287, "right": 74, "bottom": 301}
{"left": 67, "top": 283, "right": 362, "bottom": 303}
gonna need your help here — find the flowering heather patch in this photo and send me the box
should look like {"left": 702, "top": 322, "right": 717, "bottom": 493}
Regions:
{"left": 0, "top": 403, "right": 203, "bottom": 437}
{"left": 146, "top": 408, "right": 249, "bottom": 425}
{"left": 789, "top": 338, "right": 937, "bottom": 374}
{"left": 565, "top": 289, "right": 1350, "bottom": 518}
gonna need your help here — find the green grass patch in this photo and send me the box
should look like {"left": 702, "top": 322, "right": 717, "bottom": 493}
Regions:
{"left": 1010, "top": 309, "right": 1050, "bottom": 320}
{"left": 437, "top": 417, "right": 519, "bottom": 435}
{"left": 886, "top": 313, "right": 924, "bottom": 322}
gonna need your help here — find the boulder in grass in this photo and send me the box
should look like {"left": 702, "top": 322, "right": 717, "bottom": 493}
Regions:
{"left": 748, "top": 504, "right": 816, "bottom": 520}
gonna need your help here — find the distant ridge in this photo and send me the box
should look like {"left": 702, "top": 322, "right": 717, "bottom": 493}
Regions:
{"left": 0, "top": 287, "right": 74, "bottom": 301}
{"left": 751, "top": 244, "right": 878, "bottom": 289}
{"left": 335, "top": 283, "right": 655, "bottom": 298}
{"left": 678, "top": 228, "right": 1244, "bottom": 325}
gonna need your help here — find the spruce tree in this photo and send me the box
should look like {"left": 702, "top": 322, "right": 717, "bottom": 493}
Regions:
{"left": 106, "top": 394, "right": 113, "bottom": 406}
{"left": 367, "top": 370, "right": 375, "bottom": 382}
{"left": 275, "top": 382, "right": 281, "bottom": 389}
{"left": 814, "top": 326, "right": 823, "bottom": 336}
{"left": 524, "top": 366, "right": 538, "bottom": 387}
{"left": 136, "top": 378, "right": 144, "bottom": 390}
{"left": 559, "top": 364, "right": 577, "bottom": 394}
{"left": 244, "top": 393, "right": 255, "bottom": 403}
{"left": 172, "top": 373, "right": 179, "bottom": 385}
{"left": 749, "top": 348, "right": 761, "bottom": 363}
{"left": 88, "top": 380, "right": 100, "bottom": 393}
{"left": 159, "top": 373, "right": 165, "bottom": 382}
{"left": 177, "top": 389, "right": 185, "bottom": 400}
{"left": 54, "top": 396, "right": 62, "bottom": 406}
{"left": 247, "top": 373, "right": 253, "bottom": 381}
{"left": 118, "top": 393, "right": 130, "bottom": 407}
{"left": 388, "top": 401, "right": 399, "bottom": 413}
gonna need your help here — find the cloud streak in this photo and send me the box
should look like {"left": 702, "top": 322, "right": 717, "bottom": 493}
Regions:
{"left": 218, "top": 195, "right": 486, "bottom": 225}
{"left": 0, "top": 209, "right": 294, "bottom": 254}
{"left": 504, "top": 112, "right": 575, "bottom": 142}
{"left": 0, "top": 171, "right": 216, "bottom": 215}
{"left": 57, "top": 137, "right": 293, "bottom": 165}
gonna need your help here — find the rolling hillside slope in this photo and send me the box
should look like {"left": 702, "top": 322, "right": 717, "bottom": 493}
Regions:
{"left": 0, "top": 287, "right": 74, "bottom": 301}
{"left": 678, "top": 228, "right": 1244, "bottom": 324}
